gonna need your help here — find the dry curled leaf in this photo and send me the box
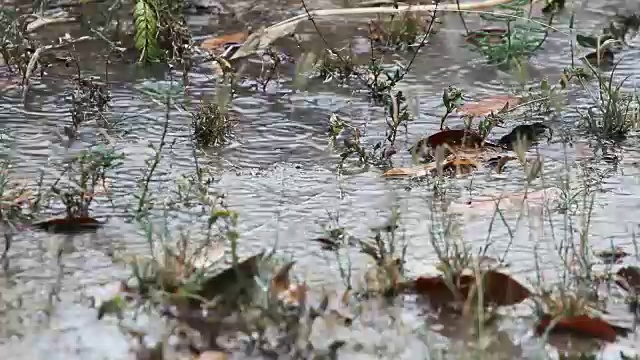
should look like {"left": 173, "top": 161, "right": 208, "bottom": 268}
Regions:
{"left": 271, "top": 261, "right": 295, "bottom": 295}
{"left": 497, "top": 122, "right": 551, "bottom": 150}
{"left": 32, "top": 216, "right": 103, "bottom": 233}
{"left": 422, "top": 129, "right": 484, "bottom": 149}
{"left": 442, "top": 157, "right": 478, "bottom": 175}
{"left": 383, "top": 165, "right": 433, "bottom": 177}
{"left": 410, "top": 270, "right": 530, "bottom": 308}
{"left": 594, "top": 248, "right": 629, "bottom": 264}
{"left": 201, "top": 32, "right": 248, "bottom": 51}
{"left": 458, "top": 95, "right": 520, "bottom": 117}
{"left": 536, "top": 314, "right": 625, "bottom": 342}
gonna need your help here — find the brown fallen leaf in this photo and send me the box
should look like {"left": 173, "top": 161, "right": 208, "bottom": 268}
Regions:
{"left": 382, "top": 164, "right": 433, "bottom": 177}
{"left": 473, "top": 270, "right": 531, "bottom": 306}
{"left": 410, "top": 270, "right": 530, "bottom": 308}
{"left": 412, "top": 275, "right": 460, "bottom": 307}
{"left": 422, "top": 129, "right": 484, "bottom": 149}
{"left": 441, "top": 157, "right": 478, "bottom": 175}
{"left": 200, "top": 32, "right": 248, "bottom": 51}
{"left": 584, "top": 48, "right": 614, "bottom": 68}
{"left": 409, "top": 129, "right": 485, "bottom": 161}
{"left": 594, "top": 248, "right": 629, "bottom": 264}
{"left": 32, "top": 216, "right": 103, "bottom": 233}
{"left": 270, "top": 261, "right": 295, "bottom": 295}
{"left": 457, "top": 95, "right": 520, "bottom": 118}
{"left": 535, "top": 314, "right": 622, "bottom": 342}
{"left": 198, "top": 351, "right": 229, "bottom": 360}
{"left": 489, "top": 155, "right": 517, "bottom": 174}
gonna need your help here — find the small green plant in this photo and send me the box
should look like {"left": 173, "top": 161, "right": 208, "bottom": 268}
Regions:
{"left": 133, "top": 0, "right": 192, "bottom": 64}
{"left": 191, "top": 100, "right": 235, "bottom": 147}
{"left": 328, "top": 90, "right": 412, "bottom": 170}
{"left": 578, "top": 63, "right": 640, "bottom": 140}
{"left": 49, "top": 146, "right": 124, "bottom": 218}
{"left": 467, "top": 0, "right": 551, "bottom": 65}
{"left": 314, "top": 48, "right": 357, "bottom": 84}
{"left": 368, "top": 12, "right": 433, "bottom": 50}
{"left": 133, "top": 0, "right": 162, "bottom": 62}
{"left": 439, "top": 86, "right": 464, "bottom": 130}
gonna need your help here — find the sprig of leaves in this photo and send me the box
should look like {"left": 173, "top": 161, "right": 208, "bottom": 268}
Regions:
{"left": 134, "top": 0, "right": 162, "bottom": 63}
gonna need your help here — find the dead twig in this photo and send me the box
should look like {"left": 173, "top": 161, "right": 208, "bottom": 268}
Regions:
{"left": 231, "top": 0, "right": 545, "bottom": 60}
{"left": 21, "top": 36, "right": 94, "bottom": 100}
{"left": 26, "top": 15, "right": 78, "bottom": 33}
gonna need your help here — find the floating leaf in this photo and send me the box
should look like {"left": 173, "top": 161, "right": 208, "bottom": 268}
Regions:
{"left": 594, "top": 248, "right": 629, "bottom": 264}
{"left": 231, "top": 22, "right": 299, "bottom": 60}
{"left": 576, "top": 34, "right": 613, "bottom": 49}
{"left": 441, "top": 158, "right": 478, "bottom": 175}
{"left": 32, "top": 216, "right": 103, "bottom": 233}
{"left": 584, "top": 48, "right": 614, "bottom": 67}
{"left": 412, "top": 275, "right": 459, "bottom": 307}
{"left": 496, "top": 122, "right": 551, "bottom": 149}
{"left": 473, "top": 270, "right": 531, "bottom": 306}
{"left": 411, "top": 270, "right": 530, "bottom": 308}
{"left": 201, "top": 32, "right": 248, "bottom": 51}
{"left": 457, "top": 95, "right": 520, "bottom": 118}
{"left": 418, "top": 129, "right": 484, "bottom": 150}
{"left": 312, "top": 237, "right": 341, "bottom": 251}
{"left": 536, "top": 314, "right": 621, "bottom": 342}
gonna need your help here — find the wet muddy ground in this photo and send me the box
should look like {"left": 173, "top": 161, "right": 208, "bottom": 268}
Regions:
{"left": 2, "top": 0, "right": 640, "bottom": 358}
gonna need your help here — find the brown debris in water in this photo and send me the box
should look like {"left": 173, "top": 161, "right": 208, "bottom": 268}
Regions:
{"left": 408, "top": 270, "right": 531, "bottom": 308}
{"left": 457, "top": 95, "right": 520, "bottom": 118}
{"left": 32, "top": 216, "right": 103, "bottom": 233}
{"left": 536, "top": 314, "right": 623, "bottom": 342}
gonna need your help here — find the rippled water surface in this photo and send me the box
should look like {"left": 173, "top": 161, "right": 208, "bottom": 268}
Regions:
{"left": 2, "top": 0, "right": 640, "bottom": 358}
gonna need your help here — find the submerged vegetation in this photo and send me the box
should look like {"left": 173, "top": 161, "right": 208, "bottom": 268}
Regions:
{"left": 2, "top": 0, "right": 640, "bottom": 359}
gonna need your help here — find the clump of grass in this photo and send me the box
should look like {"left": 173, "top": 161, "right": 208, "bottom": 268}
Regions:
{"left": 368, "top": 12, "right": 434, "bottom": 50}
{"left": 191, "top": 100, "right": 235, "bottom": 147}
{"left": 69, "top": 70, "right": 112, "bottom": 132}
{"left": 0, "top": 9, "right": 33, "bottom": 77}
{"left": 466, "top": 0, "right": 551, "bottom": 66}
{"left": 49, "top": 145, "right": 124, "bottom": 219}
{"left": 579, "top": 63, "right": 640, "bottom": 140}
{"left": 314, "top": 48, "right": 357, "bottom": 84}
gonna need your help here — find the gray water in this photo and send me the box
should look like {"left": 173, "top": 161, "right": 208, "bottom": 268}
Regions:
{"left": 1, "top": 0, "right": 640, "bottom": 358}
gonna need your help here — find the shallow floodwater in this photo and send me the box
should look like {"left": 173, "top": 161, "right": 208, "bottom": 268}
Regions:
{"left": 1, "top": 0, "right": 640, "bottom": 358}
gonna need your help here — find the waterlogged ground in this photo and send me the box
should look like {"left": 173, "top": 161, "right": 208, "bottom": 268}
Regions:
{"left": 2, "top": 0, "right": 640, "bottom": 358}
